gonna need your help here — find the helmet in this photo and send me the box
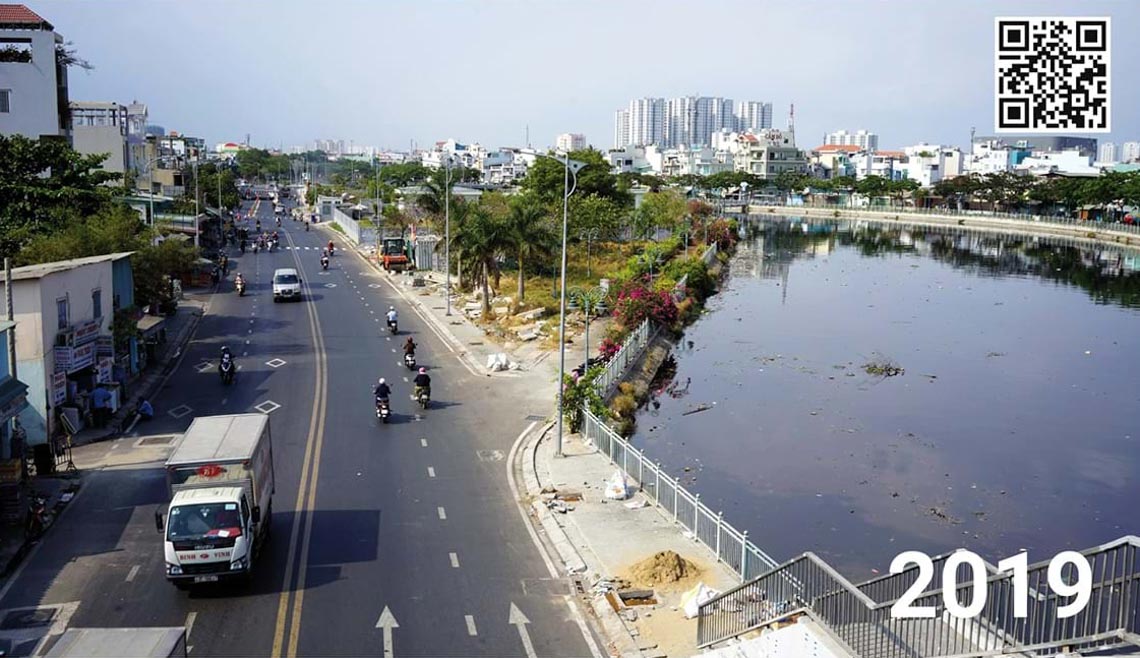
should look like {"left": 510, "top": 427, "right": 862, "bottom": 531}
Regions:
{"left": 378, "top": 378, "right": 385, "bottom": 385}
{"left": 418, "top": 367, "right": 426, "bottom": 374}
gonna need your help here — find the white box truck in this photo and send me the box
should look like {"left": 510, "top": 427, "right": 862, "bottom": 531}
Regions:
{"left": 45, "top": 627, "right": 188, "bottom": 657}
{"left": 156, "top": 414, "right": 275, "bottom": 588}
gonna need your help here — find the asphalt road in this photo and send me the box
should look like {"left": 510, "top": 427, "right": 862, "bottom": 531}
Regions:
{"left": 0, "top": 197, "right": 600, "bottom": 657}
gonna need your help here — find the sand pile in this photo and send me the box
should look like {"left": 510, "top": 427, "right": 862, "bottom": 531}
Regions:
{"left": 625, "top": 551, "right": 702, "bottom": 589}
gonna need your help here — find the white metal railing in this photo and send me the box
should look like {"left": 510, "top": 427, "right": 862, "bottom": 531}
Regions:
{"left": 593, "top": 318, "right": 653, "bottom": 399}
{"left": 701, "top": 242, "right": 718, "bottom": 265}
{"left": 581, "top": 408, "right": 780, "bottom": 582}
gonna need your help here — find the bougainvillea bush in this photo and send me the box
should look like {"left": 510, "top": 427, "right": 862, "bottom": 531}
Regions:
{"left": 612, "top": 275, "right": 678, "bottom": 328}
{"left": 597, "top": 337, "right": 622, "bottom": 361}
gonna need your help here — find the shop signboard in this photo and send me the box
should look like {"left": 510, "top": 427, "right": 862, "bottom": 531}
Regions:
{"left": 97, "top": 357, "right": 113, "bottom": 384}
{"left": 96, "top": 335, "right": 114, "bottom": 358}
{"left": 51, "top": 372, "right": 67, "bottom": 406}
{"left": 55, "top": 342, "right": 96, "bottom": 374}
{"left": 73, "top": 320, "right": 101, "bottom": 346}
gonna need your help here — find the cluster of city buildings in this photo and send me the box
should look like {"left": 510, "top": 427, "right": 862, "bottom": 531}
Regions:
{"left": 613, "top": 96, "right": 773, "bottom": 149}
{"left": 0, "top": 4, "right": 213, "bottom": 201}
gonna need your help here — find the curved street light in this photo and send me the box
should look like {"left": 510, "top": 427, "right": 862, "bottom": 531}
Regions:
{"left": 566, "top": 285, "right": 608, "bottom": 373}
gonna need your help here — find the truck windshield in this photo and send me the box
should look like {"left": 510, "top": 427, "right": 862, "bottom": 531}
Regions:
{"left": 167, "top": 502, "right": 244, "bottom": 542}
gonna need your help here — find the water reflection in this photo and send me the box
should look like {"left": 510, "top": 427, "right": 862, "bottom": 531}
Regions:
{"left": 733, "top": 218, "right": 1140, "bottom": 308}
{"left": 633, "top": 217, "right": 1140, "bottom": 578}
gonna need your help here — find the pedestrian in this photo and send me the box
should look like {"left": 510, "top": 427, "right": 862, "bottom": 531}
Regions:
{"left": 91, "top": 384, "right": 112, "bottom": 429}
{"left": 137, "top": 398, "right": 154, "bottom": 422}
{"left": 211, "top": 267, "right": 220, "bottom": 286}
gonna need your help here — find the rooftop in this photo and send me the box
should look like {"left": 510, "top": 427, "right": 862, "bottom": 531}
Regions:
{"left": 0, "top": 4, "right": 51, "bottom": 29}
{"left": 7, "top": 252, "right": 134, "bottom": 282}
{"left": 815, "top": 144, "right": 863, "bottom": 153}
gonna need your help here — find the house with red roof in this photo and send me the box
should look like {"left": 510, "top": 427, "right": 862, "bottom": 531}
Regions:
{"left": 0, "top": 4, "right": 70, "bottom": 141}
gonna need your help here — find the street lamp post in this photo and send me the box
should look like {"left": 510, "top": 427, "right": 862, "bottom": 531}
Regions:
{"left": 444, "top": 156, "right": 454, "bottom": 316}
{"left": 552, "top": 152, "right": 584, "bottom": 458}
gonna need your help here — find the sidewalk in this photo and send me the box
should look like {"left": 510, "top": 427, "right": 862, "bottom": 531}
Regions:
{"left": 70, "top": 294, "right": 208, "bottom": 447}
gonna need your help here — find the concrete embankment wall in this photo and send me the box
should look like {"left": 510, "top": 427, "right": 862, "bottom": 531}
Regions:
{"left": 749, "top": 205, "right": 1139, "bottom": 249}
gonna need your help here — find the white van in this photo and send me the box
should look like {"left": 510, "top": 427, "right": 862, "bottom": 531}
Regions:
{"left": 272, "top": 268, "right": 302, "bottom": 302}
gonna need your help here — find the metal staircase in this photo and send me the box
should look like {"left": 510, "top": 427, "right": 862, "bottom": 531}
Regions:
{"left": 697, "top": 536, "right": 1140, "bottom": 658}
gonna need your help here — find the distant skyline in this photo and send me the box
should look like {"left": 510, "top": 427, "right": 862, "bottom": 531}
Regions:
{"left": 30, "top": 0, "right": 1138, "bottom": 153}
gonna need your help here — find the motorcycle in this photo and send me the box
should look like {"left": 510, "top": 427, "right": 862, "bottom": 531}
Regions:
{"left": 25, "top": 493, "right": 51, "bottom": 540}
{"left": 416, "top": 387, "right": 430, "bottom": 410}
{"left": 404, "top": 352, "right": 416, "bottom": 370}
{"left": 236, "top": 280, "right": 246, "bottom": 296}
{"left": 220, "top": 357, "right": 236, "bottom": 385}
{"left": 387, "top": 319, "right": 398, "bottom": 334}
{"left": 321, "top": 256, "right": 329, "bottom": 270}
{"left": 376, "top": 397, "right": 391, "bottom": 424}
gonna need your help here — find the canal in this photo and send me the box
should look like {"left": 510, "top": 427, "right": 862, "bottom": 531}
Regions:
{"left": 632, "top": 217, "right": 1140, "bottom": 577}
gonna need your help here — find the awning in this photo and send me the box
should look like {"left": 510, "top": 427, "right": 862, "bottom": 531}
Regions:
{"left": 0, "top": 377, "right": 29, "bottom": 422}
{"left": 137, "top": 315, "right": 166, "bottom": 338}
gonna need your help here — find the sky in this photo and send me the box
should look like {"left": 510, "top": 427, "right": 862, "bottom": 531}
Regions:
{"left": 29, "top": 0, "right": 1139, "bottom": 153}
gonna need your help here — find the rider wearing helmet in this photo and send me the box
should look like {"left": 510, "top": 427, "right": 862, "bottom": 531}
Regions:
{"left": 413, "top": 367, "right": 431, "bottom": 399}
{"left": 386, "top": 306, "right": 398, "bottom": 324}
{"left": 373, "top": 377, "right": 391, "bottom": 401}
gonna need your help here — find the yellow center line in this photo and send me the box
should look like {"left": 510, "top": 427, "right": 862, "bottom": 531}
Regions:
{"left": 271, "top": 205, "right": 329, "bottom": 657}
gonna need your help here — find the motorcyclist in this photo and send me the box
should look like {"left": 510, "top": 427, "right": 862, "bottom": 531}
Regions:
{"left": 403, "top": 337, "right": 417, "bottom": 356}
{"left": 321, "top": 252, "right": 329, "bottom": 269}
{"left": 235, "top": 273, "right": 245, "bottom": 291}
{"left": 255, "top": 219, "right": 262, "bottom": 232}
{"left": 328, "top": 240, "right": 335, "bottom": 254}
{"left": 219, "top": 346, "right": 235, "bottom": 373}
{"left": 413, "top": 368, "right": 431, "bottom": 399}
{"left": 373, "top": 377, "right": 391, "bottom": 401}
{"left": 386, "top": 306, "right": 398, "bottom": 325}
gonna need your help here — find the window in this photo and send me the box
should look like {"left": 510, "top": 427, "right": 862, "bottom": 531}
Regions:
{"left": 92, "top": 289, "right": 102, "bottom": 320}
{"left": 56, "top": 297, "right": 69, "bottom": 330}
{"left": 0, "top": 90, "right": 9, "bottom": 114}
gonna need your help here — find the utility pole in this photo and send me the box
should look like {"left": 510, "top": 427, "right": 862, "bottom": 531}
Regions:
{"left": 4, "top": 258, "right": 16, "bottom": 381}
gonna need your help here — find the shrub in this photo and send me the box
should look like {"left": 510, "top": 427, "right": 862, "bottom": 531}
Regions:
{"left": 561, "top": 365, "right": 609, "bottom": 433}
{"left": 705, "top": 218, "right": 738, "bottom": 250}
{"left": 611, "top": 393, "right": 637, "bottom": 418}
{"left": 598, "top": 337, "right": 621, "bottom": 361}
{"left": 664, "top": 256, "right": 714, "bottom": 300}
{"left": 613, "top": 276, "right": 678, "bottom": 328}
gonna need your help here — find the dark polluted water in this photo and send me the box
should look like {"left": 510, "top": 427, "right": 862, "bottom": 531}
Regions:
{"left": 631, "top": 217, "right": 1140, "bottom": 578}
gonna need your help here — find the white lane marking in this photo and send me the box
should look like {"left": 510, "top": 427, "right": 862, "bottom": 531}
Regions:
{"left": 420, "top": 438, "right": 427, "bottom": 447}
{"left": 465, "top": 615, "right": 477, "bottom": 636}
{"left": 402, "top": 376, "right": 409, "bottom": 383}
{"left": 245, "top": 340, "right": 251, "bottom": 345}
{"left": 437, "top": 506, "right": 446, "bottom": 520}
{"left": 109, "top": 443, "right": 119, "bottom": 451}
{"left": 391, "top": 348, "right": 396, "bottom": 353}
{"left": 427, "top": 466, "right": 436, "bottom": 478}
{"left": 185, "top": 611, "right": 197, "bottom": 640}
{"left": 450, "top": 552, "right": 459, "bottom": 568}
{"left": 126, "top": 564, "right": 140, "bottom": 582}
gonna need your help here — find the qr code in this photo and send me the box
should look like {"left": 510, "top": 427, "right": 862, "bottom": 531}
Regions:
{"left": 995, "top": 17, "right": 1110, "bottom": 133}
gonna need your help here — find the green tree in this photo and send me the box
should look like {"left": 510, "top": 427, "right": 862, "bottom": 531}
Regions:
{"left": 569, "top": 193, "right": 626, "bottom": 239}
{"left": 855, "top": 175, "right": 891, "bottom": 200}
{"left": 521, "top": 148, "right": 630, "bottom": 208}
{"left": 131, "top": 239, "right": 200, "bottom": 310}
{"left": 17, "top": 203, "right": 147, "bottom": 265}
{"left": 633, "top": 189, "right": 688, "bottom": 240}
{"left": 0, "top": 134, "right": 121, "bottom": 259}
{"left": 774, "top": 170, "right": 811, "bottom": 192}
{"left": 378, "top": 162, "right": 431, "bottom": 187}
{"left": 453, "top": 200, "right": 512, "bottom": 315}
{"left": 503, "top": 193, "right": 555, "bottom": 303}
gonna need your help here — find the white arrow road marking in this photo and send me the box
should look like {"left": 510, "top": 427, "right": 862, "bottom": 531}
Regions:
{"left": 126, "top": 564, "right": 140, "bottom": 582}
{"left": 437, "top": 506, "right": 446, "bottom": 520}
{"left": 465, "top": 615, "right": 478, "bottom": 636}
{"left": 509, "top": 603, "right": 537, "bottom": 658}
{"left": 450, "top": 552, "right": 459, "bottom": 568}
{"left": 376, "top": 606, "right": 398, "bottom": 658}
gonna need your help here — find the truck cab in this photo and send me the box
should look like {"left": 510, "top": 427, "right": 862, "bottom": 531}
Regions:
{"left": 159, "top": 486, "right": 260, "bottom": 587}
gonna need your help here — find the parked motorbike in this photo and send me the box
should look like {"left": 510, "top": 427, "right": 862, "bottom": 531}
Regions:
{"left": 25, "top": 494, "right": 51, "bottom": 540}
{"left": 404, "top": 352, "right": 416, "bottom": 370}
{"left": 220, "top": 357, "right": 236, "bottom": 385}
{"left": 376, "top": 397, "right": 391, "bottom": 424}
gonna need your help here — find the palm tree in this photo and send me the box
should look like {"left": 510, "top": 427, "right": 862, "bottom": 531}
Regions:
{"left": 415, "top": 176, "right": 450, "bottom": 220}
{"left": 504, "top": 197, "right": 555, "bottom": 303}
{"left": 456, "top": 202, "right": 512, "bottom": 316}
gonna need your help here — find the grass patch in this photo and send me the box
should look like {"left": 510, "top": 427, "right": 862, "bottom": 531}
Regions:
{"left": 511, "top": 240, "right": 655, "bottom": 314}
{"left": 329, "top": 222, "right": 346, "bottom": 235}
